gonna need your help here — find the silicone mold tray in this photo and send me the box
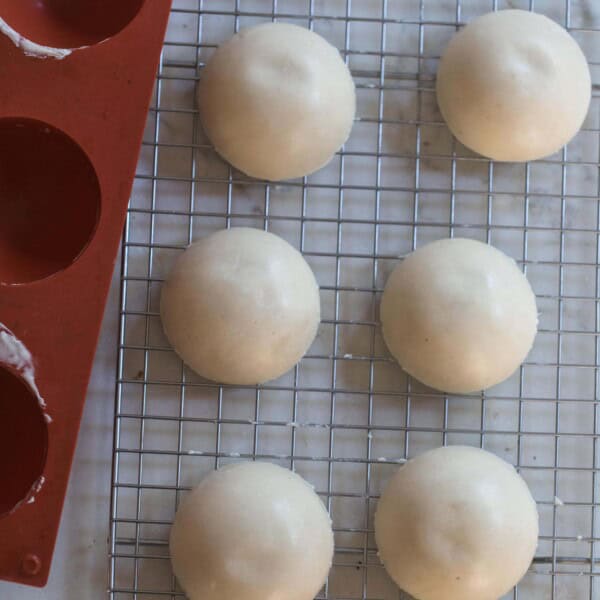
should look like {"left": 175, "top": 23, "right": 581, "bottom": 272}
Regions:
{"left": 0, "top": 0, "right": 172, "bottom": 587}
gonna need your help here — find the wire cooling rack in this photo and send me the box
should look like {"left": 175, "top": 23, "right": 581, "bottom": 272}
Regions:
{"left": 109, "top": 1, "right": 600, "bottom": 598}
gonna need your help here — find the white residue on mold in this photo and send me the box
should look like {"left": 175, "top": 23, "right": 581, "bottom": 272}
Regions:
{"left": 33, "top": 476, "right": 45, "bottom": 494}
{"left": 554, "top": 496, "right": 564, "bottom": 506}
{"left": 0, "top": 323, "right": 50, "bottom": 421}
{"left": 24, "top": 475, "right": 46, "bottom": 507}
{"left": 0, "top": 326, "right": 50, "bottom": 509}
{"left": 0, "top": 17, "right": 72, "bottom": 59}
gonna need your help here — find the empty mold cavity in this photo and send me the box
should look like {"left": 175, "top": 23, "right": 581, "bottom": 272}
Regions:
{"left": 0, "top": 118, "right": 101, "bottom": 285}
{"left": 0, "top": 0, "right": 145, "bottom": 53}
{"left": 0, "top": 366, "right": 48, "bottom": 517}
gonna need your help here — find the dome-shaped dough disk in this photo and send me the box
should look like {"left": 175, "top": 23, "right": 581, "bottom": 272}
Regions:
{"left": 436, "top": 9, "right": 591, "bottom": 161}
{"left": 381, "top": 238, "right": 537, "bottom": 393}
{"left": 375, "top": 446, "right": 539, "bottom": 600}
{"left": 170, "top": 462, "right": 334, "bottom": 600}
{"left": 198, "top": 22, "right": 356, "bottom": 180}
{"left": 161, "top": 228, "right": 321, "bottom": 384}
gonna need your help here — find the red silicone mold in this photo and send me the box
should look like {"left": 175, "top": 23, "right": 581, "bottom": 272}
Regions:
{"left": 0, "top": 0, "right": 172, "bottom": 587}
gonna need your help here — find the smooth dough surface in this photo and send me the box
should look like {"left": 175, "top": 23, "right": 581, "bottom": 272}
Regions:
{"left": 381, "top": 238, "right": 537, "bottom": 393}
{"left": 161, "top": 228, "right": 320, "bottom": 384}
{"left": 170, "top": 462, "right": 334, "bottom": 600}
{"left": 375, "top": 446, "right": 539, "bottom": 600}
{"left": 198, "top": 22, "right": 356, "bottom": 181}
{"left": 436, "top": 9, "right": 591, "bottom": 161}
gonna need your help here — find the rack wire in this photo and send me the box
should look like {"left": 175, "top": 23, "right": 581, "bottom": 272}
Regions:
{"left": 109, "top": 0, "right": 600, "bottom": 598}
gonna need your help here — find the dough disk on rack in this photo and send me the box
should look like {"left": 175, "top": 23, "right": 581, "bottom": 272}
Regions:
{"left": 170, "top": 462, "right": 334, "bottom": 600}
{"left": 375, "top": 445, "right": 539, "bottom": 600}
{"left": 380, "top": 238, "right": 537, "bottom": 393}
{"left": 198, "top": 22, "right": 356, "bottom": 181}
{"left": 160, "top": 227, "right": 320, "bottom": 385}
{"left": 436, "top": 9, "right": 591, "bottom": 161}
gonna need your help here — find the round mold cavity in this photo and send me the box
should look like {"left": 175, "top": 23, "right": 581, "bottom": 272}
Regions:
{"left": 0, "top": 118, "right": 101, "bottom": 285}
{"left": 0, "top": 366, "right": 48, "bottom": 518}
{"left": 0, "top": 0, "right": 145, "bottom": 50}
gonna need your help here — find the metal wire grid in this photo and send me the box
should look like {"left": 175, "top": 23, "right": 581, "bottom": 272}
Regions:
{"left": 109, "top": 0, "right": 600, "bottom": 598}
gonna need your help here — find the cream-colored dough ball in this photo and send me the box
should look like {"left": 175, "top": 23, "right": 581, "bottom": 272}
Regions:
{"left": 381, "top": 238, "right": 537, "bottom": 393}
{"left": 161, "top": 228, "right": 320, "bottom": 384}
{"left": 436, "top": 10, "right": 591, "bottom": 161}
{"left": 170, "top": 462, "right": 334, "bottom": 600}
{"left": 375, "top": 446, "right": 539, "bottom": 600}
{"left": 198, "top": 22, "right": 356, "bottom": 180}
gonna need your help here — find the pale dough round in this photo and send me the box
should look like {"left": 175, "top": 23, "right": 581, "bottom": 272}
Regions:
{"left": 161, "top": 228, "right": 320, "bottom": 384}
{"left": 381, "top": 238, "right": 537, "bottom": 393}
{"left": 198, "top": 22, "right": 356, "bottom": 181}
{"left": 375, "top": 446, "right": 539, "bottom": 600}
{"left": 170, "top": 462, "right": 334, "bottom": 600}
{"left": 436, "top": 9, "right": 591, "bottom": 161}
